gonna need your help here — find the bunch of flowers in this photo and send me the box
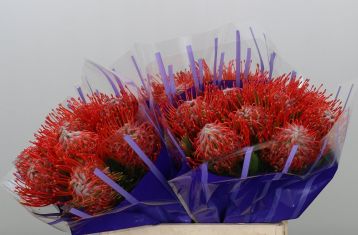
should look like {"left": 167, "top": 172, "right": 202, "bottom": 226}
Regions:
{"left": 5, "top": 26, "right": 353, "bottom": 233}
{"left": 151, "top": 60, "right": 343, "bottom": 176}
{"left": 14, "top": 90, "right": 161, "bottom": 215}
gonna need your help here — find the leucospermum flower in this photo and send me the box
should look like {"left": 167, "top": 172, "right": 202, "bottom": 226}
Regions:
{"left": 14, "top": 146, "right": 69, "bottom": 207}
{"left": 14, "top": 89, "right": 161, "bottom": 215}
{"left": 154, "top": 57, "right": 342, "bottom": 175}
{"left": 65, "top": 154, "right": 122, "bottom": 215}
{"left": 99, "top": 122, "right": 161, "bottom": 169}
{"left": 263, "top": 123, "right": 320, "bottom": 172}
{"left": 194, "top": 122, "right": 242, "bottom": 173}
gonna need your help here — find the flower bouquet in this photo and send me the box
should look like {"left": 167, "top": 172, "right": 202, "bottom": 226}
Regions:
{"left": 2, "top": 61, "right": 190, "bottom": 235}
{"left": 2, "top": 24, "right": 354, "bottom": 234}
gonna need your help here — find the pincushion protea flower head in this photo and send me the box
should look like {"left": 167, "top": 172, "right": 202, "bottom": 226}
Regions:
{"left": 263, "top": 123, "right": 320, "bottom": 172}
{"left": 230, "top": 105, "right": 268, "bottom": 144}
{"left": 65, "top": 154, "right": 122, "bottom": 215}
{"left": 99, "top": 121, "right": 161, "bottom": 169}
{"left": 14, "top": 146, "right": 67, "bottom": 207}
{"left": 56, "top": 127, "right": 99, "bottom": 156}
{"left": 14, "top": 89, "right": 161, "bottom": 215}
{"left": 194, "top": 122, "right": 242, "bottom": 173}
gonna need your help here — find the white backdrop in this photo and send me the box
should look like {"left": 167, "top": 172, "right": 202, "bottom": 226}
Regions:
{"left": 0, "top": 0, "right": 357, "bottom": 234}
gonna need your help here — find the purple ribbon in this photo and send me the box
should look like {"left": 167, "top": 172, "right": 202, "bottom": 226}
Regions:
{"left": 168, "top": 64, "right": 176, "bottom": 95}
{"left": 213, "top": 37, "right": 218, "bottom": 82}
{"left": 218, "top": 52, "right": 225, "bottom": 84}
{"left": 236, "top": 30, "right": 241, "bottom": 87}
{"left": 186, "top": 45, "right": 200, "bottom": 91}
{"left": 166, "top": 129, "right": 187, "bottom": 164}
{"left": 241, "top": 147, "right": 254, "bottom": 178}
{"left": 200, "top": 163, "right": 210, "bottom": 202}
{"left": 87, "top": 61, "right": 121, "bottom": 96}
{"left": 282, "top": 144, "right": 298, "bottom": 174}
{"left": 94, "top": 168, "right": 139, "bottom": 205}
{"left": 198, "top": 59, "right": 204, "bottom": 88}
{"left": 291, "top": 70, "right": 297, "bottom": 80}
{"left": 268, "top": 52, "right": 276, "bottom": 80}
{"left": 69, "top": 208, "right": 91, "bottom": 219}
{"left": 111, "top": 70, "right": 125, "bottom": 92}
{"left": 141, "top": 107, "right": 162, "bottom": 138}
{"left": 155, "top": 52, "right": 172, "bottom": 103}
{"left": 85, "top": 77, "right": 94, "bottom": 94}
{"left": 47, "top": 218, "right": 65, "bottom": 226}
{"left": 243, "top": 48, "right": 251, "bottom": 80}
{"left": 343, "top": 84, "right": 354, "bottom": 110}
{"left": 76, "top": 86, "right": 86, "bottom": 103}
{"left": 335, "top": 85, "right": 342, "bottom": 99}
{"left": 249, "top": 27, "right": 264, "bottom": 74}
{"left": 131, "top": 55, "right": 147, "bottom": 91}
{"left": 123, "top": 135, "right": 173, "bottom": 194}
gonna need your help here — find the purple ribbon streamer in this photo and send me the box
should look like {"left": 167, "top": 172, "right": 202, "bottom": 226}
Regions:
{"left": 85, "top": 77, "right": 94, "bottom": 94}
{"left": 213, "top": 37, "right": 218, "bottom": 82}
{"left": 268, "top": 52, "right": 276, "bottom": 80}
{"left": 155, "top": 52, "right": 172, "bottom": 103}
{"left": 88, "top": 61, "right": 121, "bottom": 96}
{"left": 249, "top": 27, "right": 265, "bottom": 74}
{"left": 198, "top": 59, "right": 204, "bottom": 88}
{"left": 76, "top": 87, "right": 86, "bottom": 103}
{"left": 200, "top": 163, "right": 210, "bottom": 202}
{"left": 69, "top": 208, "right": 91, "bottom": 219}
{"left": 123, "top": 135, "right": 173, "bottom": 193}
{"left": 111, "top": 70, "right": 125, "bottom": 92}
{"left": 236, "top": 30, "right": 241, "bottom": 87}
{"left": 244, "top": 48, "right": 251, "bottom": 80}
{"left": 343, "top": 84, "right": 354, "bottom": 110}
{"left": 218, "top": 52, "right": 225, "bottom": 84}
{"left": 168, "top": 64, "right": 176, "bottom": 95}
{"left": 114, "top": 77, "right": 125, "bottom": 92}
{"left": 241, "top": 147, "right": 254, "bottom": 178}
{"left": 291, "top": 70, "right": 297, "bottom": 80}
{"left": 47, "top": 218, "right": 65, "bottom": 226}
{"left": 292, "top": 174, "right": 319, "bottom": 218}
{"left": 131, "top": 55, "right": 147, "bottom": 92}
{"left": 147, "top": 74, "right": 155, "bottom": 108}
{"left": 94, "top": 168, "right": 139, "bottom": 205}
{"left": 335, "top": 85, "right": 342, "bottom": 99}
{"left": 282, "top": 144, "right": 298, "bottom": 174}
{"left": 186, "top": 45, "right": 199, "bottom": 91}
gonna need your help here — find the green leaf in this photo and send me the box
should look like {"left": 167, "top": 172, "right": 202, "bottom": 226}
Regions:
{"left": 181, "top": 135, "right": 194, "bottom": 157}
{"left": 249, "top": 152, "right": 260, "bottom": 176}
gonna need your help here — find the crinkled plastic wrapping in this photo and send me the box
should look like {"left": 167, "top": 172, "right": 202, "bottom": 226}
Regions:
{"left": 111, "top": 23, "right": 354, "bottom": 223}
{"left": 2, "top": 60, "right": 190, "bottom": 235}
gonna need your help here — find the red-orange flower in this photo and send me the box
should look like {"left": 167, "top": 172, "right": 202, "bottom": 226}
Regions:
{"left": 65, "top": 154, "right": 122, "bottom": 215}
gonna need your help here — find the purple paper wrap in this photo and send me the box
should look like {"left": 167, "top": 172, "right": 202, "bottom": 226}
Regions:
{"left": 169, "top": 161, "right": 338, "bottom": 223}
